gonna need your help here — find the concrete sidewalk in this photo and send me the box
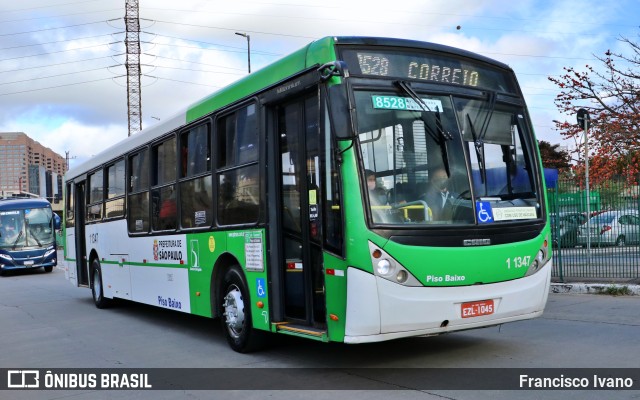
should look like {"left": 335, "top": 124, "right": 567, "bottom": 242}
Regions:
{"left": 550, "top": 281, "right": 640, "bottom": 295}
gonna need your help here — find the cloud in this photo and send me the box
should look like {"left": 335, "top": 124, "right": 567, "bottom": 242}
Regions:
{"left": 0, "top": 0, "right": 638, "bottom": 159}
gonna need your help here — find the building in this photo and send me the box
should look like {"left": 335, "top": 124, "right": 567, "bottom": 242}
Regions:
{"left": 0, "top": 132, "right": 66, "bottom": 204}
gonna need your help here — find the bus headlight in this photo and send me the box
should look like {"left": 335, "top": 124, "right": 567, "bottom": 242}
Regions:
{"left": 369, "top": 241, "right": 421, "bottom": 286}
{"left": 525, "top": 236, "right": 550, "bottom": 277}
{"left": 0, "top": 253, "right": 13, "bottom": 262}
{"left": 376, "top": 259, "right": 393, "bottom": 276}
{"left": 44, "top": 249, "right": 56, "bottom": 258}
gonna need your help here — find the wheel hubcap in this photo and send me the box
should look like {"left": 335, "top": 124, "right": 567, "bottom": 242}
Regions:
{"left": 222, "top": 284, "right": 245, "bottom": 338}
{"left": 93, "top": 271, "right": 102, "bottom": 299}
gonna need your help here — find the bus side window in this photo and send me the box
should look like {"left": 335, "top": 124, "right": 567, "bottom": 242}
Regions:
{"left": 87, "top": 169, "right": 103, "bottom": 222}
{"left": 151, "top": 136, "right": 177, "bottom": 231}
{"left": 105, "top": 159, "right": 125, "bottom": 219}
{"left": 128, "top": 149, "right": 150, "bottom": 233}
{"left": 215, "top": 103, "right": 260, "bottom": 226}
{"left": 179, "top": 123, "right": 213, "bottom": 229}
{"left": 66, "top": 182, "right": 75, "bottom": 227}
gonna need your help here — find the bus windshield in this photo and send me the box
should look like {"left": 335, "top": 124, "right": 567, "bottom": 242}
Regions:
{"left": 355, "top": 89, "right": 540, "bottom": 226}
{"left": 0, "top": 207, "right": 54, "bottom": 249}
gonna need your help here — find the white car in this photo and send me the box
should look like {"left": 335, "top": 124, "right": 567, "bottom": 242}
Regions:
{"left": 577, "top": 210, "right": 640, "bottom": 247}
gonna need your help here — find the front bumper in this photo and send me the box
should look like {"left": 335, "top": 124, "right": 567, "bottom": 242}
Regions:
{"left": 0, "top": 251, "right": 57, "bottom": 272}
{"left": 344, "top": 260, "right": 551, "bottom": 343}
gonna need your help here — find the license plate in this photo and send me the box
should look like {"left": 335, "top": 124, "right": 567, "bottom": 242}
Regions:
{"left": 23, "top": 260, "right": 34, "bottom": 266}
{"left": 461, "top": 299, "right": 495, "bottom": 318}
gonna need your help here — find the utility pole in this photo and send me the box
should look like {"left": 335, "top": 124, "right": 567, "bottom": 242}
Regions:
{"left": 125, "top": 0, "right": 142, "bottom": 136}
{"left": 65, "top": 151, "right": 77, "bottom": 171}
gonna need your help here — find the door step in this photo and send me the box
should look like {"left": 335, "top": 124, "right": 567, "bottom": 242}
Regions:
{"left": 274, "top": 322, "right": 327, "bottom": 341}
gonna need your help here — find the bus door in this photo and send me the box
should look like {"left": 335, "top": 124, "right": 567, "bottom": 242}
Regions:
{"left": 73, "top": 180, "right": 89, "bottom": 287}
{"left": 273, "top": 94, "right": 327, "bottom": 330}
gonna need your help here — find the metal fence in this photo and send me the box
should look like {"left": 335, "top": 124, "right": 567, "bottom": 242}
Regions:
{"left": 548, "top": 179, "right": 640, "bottom": 281}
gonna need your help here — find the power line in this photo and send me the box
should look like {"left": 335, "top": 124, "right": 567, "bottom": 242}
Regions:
{"left": 142, "top": 53, "right": 246, "bottom": 71}
{"left": 0, "top": 55, "right": 124, "bottom": 74}
{"left": 2, "top": 0, "right": 103, "bottom": 13}
{"left": 0, "top": 66, "right": 121, "bottom": 86}
{"left": 0, "top": 20, "right": 109, "bottom": 37}
{"left": 143, "top": 74, "right": 220, "bottom": 88}
{"left": 143, "top": 32, "right": 282, "bottom": 56}
{"left": 0, "top": 42, "right": 122, "bottom": 62}
{"left": 0, "top": 32, "right": 124, "bottom": 51}
{"left": 0, "top": 8, "right": 122, "bottom": 24}
{"left": 0, "top": 76, "right": 125, "bottom": 96}
{"left": 141, "top": 40, "right": 279, "bottom": 57}
{"left": 141, "top": 6, "right": 636, "bottom": 38}
{"left": 147, "top": 64, "right": 244, "bottom": 76}
{"left": 235, "top": 1, "right": 639, "bottom": 28}
{"left": 145, "top": 18, "right": 317, "bottom": 39}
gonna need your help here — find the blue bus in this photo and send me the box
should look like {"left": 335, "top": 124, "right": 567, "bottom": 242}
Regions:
{"left": 0, "top": 197, "right": 59, "bottom": 275}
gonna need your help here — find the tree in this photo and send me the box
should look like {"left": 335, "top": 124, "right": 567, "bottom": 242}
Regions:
{"left": 548, "top": 34, "right": 640, "bottom": 185}
{"left": 538, "top": 140, "right": 571, "bottom": 170}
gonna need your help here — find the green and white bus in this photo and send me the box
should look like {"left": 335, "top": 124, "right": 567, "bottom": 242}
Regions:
{"left": 63, "top": 36, "right": 551, "bottom": 352}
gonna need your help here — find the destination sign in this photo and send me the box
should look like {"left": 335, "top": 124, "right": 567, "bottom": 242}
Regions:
{"left": 341, "top": 48, "right": 517, "bottom": 94}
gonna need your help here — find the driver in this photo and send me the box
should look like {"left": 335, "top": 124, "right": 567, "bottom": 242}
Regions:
{"left": 423, "top": 168, "right": 456, "bottom": 221}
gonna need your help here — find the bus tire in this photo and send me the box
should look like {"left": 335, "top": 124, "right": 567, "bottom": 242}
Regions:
{"left": 44, "top": 266, "right": 53, "bottom": 273}
{"left": 219, "top": 266, "right": 266, "bottom": 353}
{"left": 91, "top": 259, "right": 111, "bottom": 309}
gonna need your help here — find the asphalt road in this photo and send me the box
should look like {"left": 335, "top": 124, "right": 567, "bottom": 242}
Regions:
{"left": 1, "top": 263, "right": 639, "bottom": 400}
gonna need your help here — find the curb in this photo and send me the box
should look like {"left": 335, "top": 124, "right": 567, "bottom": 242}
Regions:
{"left": 550, "top": 283, "right": 640, "bottom": 296}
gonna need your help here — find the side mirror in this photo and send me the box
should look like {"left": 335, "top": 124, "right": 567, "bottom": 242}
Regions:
{"left": 326, "top": 83, "right": 355, "bottom": 139}
{"left": 319, "top": 62, "right": 356, "bottom": 140}
{"left": 54, "top": 213, "right": 61, "bottom": 230}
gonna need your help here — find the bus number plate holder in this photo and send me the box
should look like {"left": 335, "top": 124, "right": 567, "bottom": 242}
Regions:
{"left": 24, "top": 260, "right": 35, "bottom": 267}
{"left": 461, "top": 299, "right": 494, "bottom": 318}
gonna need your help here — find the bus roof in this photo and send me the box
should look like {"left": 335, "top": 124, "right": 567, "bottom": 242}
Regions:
{"left": 0, "top": 197, "right": 52, "bottom": 210}
{"left": 65, "top": 36, "right": 513, "bottom": 181}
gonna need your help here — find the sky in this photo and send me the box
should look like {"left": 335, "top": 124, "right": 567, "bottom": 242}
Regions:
{"left": 0, "top": 0, "right": 638, "bottom": 168}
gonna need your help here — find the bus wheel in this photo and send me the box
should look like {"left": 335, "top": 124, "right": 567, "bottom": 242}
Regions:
{"left": 219, "top": 267, "right": 265, "bottom": 353}
{"left": 91, "top": 259, "right": 111, "bottom": 309}
{"left": 44, "top": 266, "right": 53, "bottom": 273}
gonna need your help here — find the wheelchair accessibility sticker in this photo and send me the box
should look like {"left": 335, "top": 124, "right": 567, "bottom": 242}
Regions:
{"left": 476, "top": 201, "right": 494, "bottom": 224}
{"left": 256, "top": 278, "right": 266, "bottom": 298}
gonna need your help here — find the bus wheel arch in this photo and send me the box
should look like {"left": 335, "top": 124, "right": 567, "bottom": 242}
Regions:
{"left": 213, "top": 253, "right": 265, "bottom": 352}
{"left": 210, "top": 252, "right": 240, "bottom": 319}
{"left": 89, "top": 252, "right": 111, "bottom": 309}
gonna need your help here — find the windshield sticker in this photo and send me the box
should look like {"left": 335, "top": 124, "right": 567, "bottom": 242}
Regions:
{"left": 476, "top": 201, "right": 494, "bottom": 224}
{"left": 371, "top": 95, "right": 443, "bottom": 112}
{"left": 492, "top": 207, "right": 537, "bottom": 221}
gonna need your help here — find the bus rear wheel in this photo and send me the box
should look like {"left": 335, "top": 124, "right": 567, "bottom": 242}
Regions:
{"left": 219, "top": 267, "right": 265, "bottom": 353}
{"left": 91, "top": 259, "right": 111, "bottom": 309}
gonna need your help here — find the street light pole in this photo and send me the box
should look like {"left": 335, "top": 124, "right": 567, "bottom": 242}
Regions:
{"left": 235, "top": 32, "right": 251, "bottom": 73}
{"left": 577, "top": 108, "right": 591, "bottom": 262}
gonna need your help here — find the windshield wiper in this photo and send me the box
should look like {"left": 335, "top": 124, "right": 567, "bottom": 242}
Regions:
{"left": 466, "top": 113, "right": 486, "bottom": 184}
{"left": 476, "top": 91, "right": 497, "bottom": 142}
{"left": 464, "top": 91, "right": 497, "bottom": 185}
{"left": 394, "top": 80, "right": 453, "bottom": 176}
{"left": 27, "top": 227, "right": 42, "bottom": 246}
{"left": 12, "top": 230, "right": 23, "bottom": 250}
